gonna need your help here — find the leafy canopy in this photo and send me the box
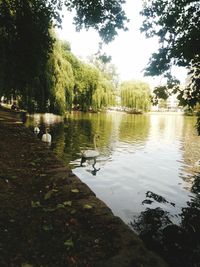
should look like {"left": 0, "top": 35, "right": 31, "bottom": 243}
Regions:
{"left": 0, "top": 0, "right": 128, "bottom": 113}
{"left": 141, "top": 0, "right": 200, "bottom": 72}
{"left": 64, "top": 0, "right": 129, "bottom": 43}
{"left": 141, "top": 0, "right": 200, "bottom": 108}
{"left": 120, "top": 80, "right": 151, "bottom": 111}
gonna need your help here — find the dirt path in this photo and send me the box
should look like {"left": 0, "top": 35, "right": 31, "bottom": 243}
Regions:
{"left": 0, "top": 107, "right": 168, "bottom": 267}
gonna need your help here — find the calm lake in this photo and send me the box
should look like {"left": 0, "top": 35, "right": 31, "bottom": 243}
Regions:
{"left": 27, "top": 112, "right": 200, "bottom": 227}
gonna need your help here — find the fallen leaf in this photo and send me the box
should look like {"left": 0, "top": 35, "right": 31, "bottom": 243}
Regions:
{"left": 57, "top": 203, "right": 65, "bottom": 209}
{"left": 70, "top": 209, "right": 76, "bottom": 214}
{"left": 40, "top": 174, "right": 47, "bottom": 177}
{"left": 44, "top": 190, "right": 54, "bottom": 200}
{"left": 42, "top": 224, "right": 53, "bottom": 231}
{"left": 31, "top": 201, "right": 41, "bottom": 208}
{"left": 64, "top": 239, "right": 74, "bottom": 248}
{"left": 21, "top": 263, "right": 33, "bottom": 267}
{"left": 71, "top": 188, "right": 79, "bottom": 193}
{"left": 43, "top": 207, "right": 56, "bottom": 212}
{"left": 83, "top": 204, "right": 93, "bottom": 209}
{"left": 63, "top": 201, "right": 72, "bottom": 206}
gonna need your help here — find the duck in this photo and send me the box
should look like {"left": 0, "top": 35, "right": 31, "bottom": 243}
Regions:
{"left": 42, "top": 128, "right": 52, "bottom": 143}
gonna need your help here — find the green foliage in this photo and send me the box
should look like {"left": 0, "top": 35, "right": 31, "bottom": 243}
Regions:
{"left": 22, "top": 37, "right": 117, "bottom": 114}
{"left": 153, "top": 86, "right": 169, "bottom": 102}
{"left": 93, "top": 78, "right": 116, "bottom": 111}
{"left": 0, "top": 0, "right": 128, "bottom": 112}
{"left": 141, "top": 0, "right": 200, "bottom": 132}
{"left": 141, "top": 0, "right": 200, "bottom": 72}
{"left": 158, "top": 99, "right": 167, "bottom": 109}
{"left": 120, "top": 81, "right": 151, "bottom": 111}
{"left": 89, "top": 53, "right": 119, "bottom": 86}
{"left": 63, "top": 49, "right": 117, "bottom": 112}
{"left": 64, "top": 0, "right": 129, "bottom": 43}
{"left": 88, "top": 53, "right": 119, "bottom": 110}
{"left": 178, "top": 61, "right": 200, "bottom": 108}
{"left": 17, "top": 37, "right": 75, "bottom": 114}
{"left": 0, "top": 0, "right": 54, "bottom": 95}
{"left": 47, "top": 40, "right": 74, "bottom": 114}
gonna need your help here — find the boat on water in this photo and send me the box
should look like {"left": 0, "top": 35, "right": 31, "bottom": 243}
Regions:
{"left": 125, "top": 109, "right": 143, "bottom": 114}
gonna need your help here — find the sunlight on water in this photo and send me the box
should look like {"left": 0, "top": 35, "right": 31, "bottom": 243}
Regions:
{"left": 27, "top": 112, "right": 200, "bottom": 226}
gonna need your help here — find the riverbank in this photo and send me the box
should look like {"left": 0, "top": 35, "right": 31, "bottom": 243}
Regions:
{"left": 0, "top": 107, "right": 168, "bottom": 267}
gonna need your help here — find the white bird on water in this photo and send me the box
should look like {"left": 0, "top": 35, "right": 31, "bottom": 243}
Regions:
{"left": 81, "top": 134, "right": 100, "bottom": 166}
{"left": 42, "top": 128, "right": 52, "bottom": 143}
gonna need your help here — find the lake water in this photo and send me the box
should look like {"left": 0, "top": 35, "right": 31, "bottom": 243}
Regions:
{"left": 27, "top": 112, "right": 200, "bottom": 227}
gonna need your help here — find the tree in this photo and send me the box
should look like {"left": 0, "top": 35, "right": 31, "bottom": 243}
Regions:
{"left": 0, "top": 0, "right": 128, "bottom": 111}
{"left": 89, "top": 53, "right": 119, "bottom": 87}
{"left": 120, "top": 80, "right": 151, "bottom": 112}
{"left": 92, "top": 76, "right": 116, "bottom": 111}
{"left": 0, "top": 0, "right": 54, "bottom": 99}
{"left": 47, "top": 40, "right": 74, "bottom": 114}
{"left": 75, "top": 63, "right": 99, "bottom": 112}
{"left": 141, "top": 0, "right": 200, "bottom": 112}
{"left": 63, "top": 0, "right": 128, "bottom": 43}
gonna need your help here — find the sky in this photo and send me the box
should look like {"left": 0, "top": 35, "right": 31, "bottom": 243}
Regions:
{"left": 57, "top": 0, "right": 187, "bottom": 88}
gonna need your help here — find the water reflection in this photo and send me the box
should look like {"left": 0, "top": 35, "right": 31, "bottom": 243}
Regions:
{"left": 179, "top": 116, "right": 200, "bottom": 191}
{"left": 26, "top": 112, "right": 199, "bottom": 224}
{"left": 131, "top": 173, "right": 200, "bottom": 267}
{"left": 85, "top": 161, "right": 101, "bottom": 176}
{"left": 118, "top": 114, "right": 150, "bottom": 144}
{"left": 26, "top": 113, "right": 63, "bottom": 149}
{"left": 26, "top": 112, "right": 200, "bottom": 265}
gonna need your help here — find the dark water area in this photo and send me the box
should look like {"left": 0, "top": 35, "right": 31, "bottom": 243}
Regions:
{"left": 26, "top": 111, "right": 200, "bottom": 266}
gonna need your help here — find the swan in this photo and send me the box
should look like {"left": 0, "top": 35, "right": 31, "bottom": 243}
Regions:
{"left": 81, "top": 134, "right": 100, "bottom": 166}
{"left": 42, "top": 128, "right": 52, "bottom": 143}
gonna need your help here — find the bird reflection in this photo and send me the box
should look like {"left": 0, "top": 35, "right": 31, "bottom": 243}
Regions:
{"left": 87, "top": 162, "right": 100, "bottom": 176}
{"left": 80, "top": 157, "right": 100, "bottom": 176}
{"left": 90, "top": 162, "right": 100, "bottom": 176}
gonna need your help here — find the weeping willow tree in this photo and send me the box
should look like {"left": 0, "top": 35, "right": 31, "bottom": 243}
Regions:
{"left": 17, "top": 36, "right": 118, "bottom": 114}
{"left": 92, "top": 77, "right": 116, "bottom": 111}
{"left": 120, "top": 81, "right": 151, "bottom": 112}
{"left": 76, "top": 64, "right": 99, "bottom": 111}
{"left": 89, "top": 53, "right": 119, "bottom": 87}
{"left": 19, "top": 38, "right": 118, "bottom": 114}
{"left": 73, "top": 63, "right": 116, "bottom": 112}
{"left": 0, "top": 0, "right": 128, "bottom": 111}
{"left": 47, "top": 40, "right": 74, "bottom": 114}
{"left": 88, "top": 54, "right": 118, "bottom": 111}
{"left": 18, "top": 38, "right": 75, "bottom": 114}
{"left": 61, "top": 42, "right": 116, "bottom": 112}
